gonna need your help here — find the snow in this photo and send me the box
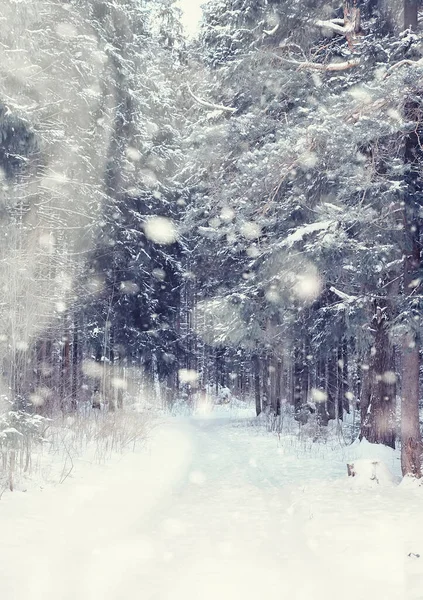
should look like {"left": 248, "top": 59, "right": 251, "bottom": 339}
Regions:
{"left": 347, "top": 458, "right": 397, "bottom": 486}
{"left": 293, "top": 267, "right": 322, "bottom": 302}
{"left": 240, "top": 221, "right": 262, "bottom": 240}
{"left": 143, "top": 216, "right": 179, "bottom": 245}
{"left": 177, "top": 0, "right": 203, "bottom": 38}
{"left": 1, "top": 412, "right": 423, "bottom": 599}
{"left": 329, "top": 285, "right": 357, "bottom": 303}
{"left": 283, "top": 220, "right": 334, "bottom": 246}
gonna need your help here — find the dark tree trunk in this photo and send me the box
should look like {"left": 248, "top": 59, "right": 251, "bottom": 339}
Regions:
{"left": 342, "top": 337, "right": 350, "bottom": 413}
{"left": 275, "top": 358, "right": 282, "bottom": 416}
{"left": 326, "top": 351, "right": 338, "bottom": 422}
{"left": 401, "top": 336, "right": 422, "bottom": 476}
{"left": 252, "top": 354, "right": 261, "bottom": 416}
{"left": 71, "top": 315, "right": 79, "bottom": 411}
{"left": 343, "top": 0, "right": 362, "bottom": 47}
{"left": 316, "top": 350, "right": 329, "bottom": 425}
{"left": 269, "top": 355, "right": 277, "bottom": 415}
{"left": 401, "top": 208, "right": 422, "bottom": 475}
{"left": 62, "top": 328, "right": 71, "bottom": 412}
{"left": 404, "top": 0, "right": 418, "bottom": 30}
{"left": 359, "top": 304, "right": 396, "bottom": 449}
{"left": 262, "top": 354, "right": 270, "bottom": 413}
{"left": 215, "top": 347, "right": 222, "bottom": 395}
{"left": 293, "top": 343, "right": 308, "bottom": 419}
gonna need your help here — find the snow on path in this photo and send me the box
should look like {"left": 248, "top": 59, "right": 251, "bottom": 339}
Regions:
{"left": 1, "top": 414, "right": 422, "bottom": 599}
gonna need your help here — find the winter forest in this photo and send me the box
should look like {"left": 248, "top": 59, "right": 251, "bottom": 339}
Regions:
{"left": 1, "top": 0, "right": 423, "bottom": 598}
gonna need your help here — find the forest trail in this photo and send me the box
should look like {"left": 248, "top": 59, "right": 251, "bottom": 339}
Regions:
{"left": 1, "top": 411, "right": 421, "bottom": 600}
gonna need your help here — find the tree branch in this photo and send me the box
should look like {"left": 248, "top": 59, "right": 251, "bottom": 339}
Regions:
{"left": 272, "top": 54, "right": 360, "bottom": 71}
{"left": 263, "top": 23, "right": 279, "bottom": 36}
{"left": 316, "top": 20, "right": 354, "bottom": 35}
{"left": 384, "top": 58, "right": 423, "bottom": 78}
{"left": 187, "top": 85, "right": 237, "bottom": 114}
{"left": 316, "top": 6, "right": 361, "bottom": 48}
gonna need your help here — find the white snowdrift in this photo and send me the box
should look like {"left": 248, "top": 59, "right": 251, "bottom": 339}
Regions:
{"left": 347, "top": 458, "right": 397, "bottom": 486}
{"left": 1, "top": 416, "right": 422, "bottom": 600}
{"left": 345, "top": 437, "right": 400, "bottom": 485}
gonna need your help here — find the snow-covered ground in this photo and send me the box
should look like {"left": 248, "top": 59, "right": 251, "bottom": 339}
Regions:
{"left": 1, "top": 407, "right": 422, "bottom": 599}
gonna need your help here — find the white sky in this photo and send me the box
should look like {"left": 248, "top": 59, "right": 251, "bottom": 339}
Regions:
{"left": 177, "top": 0, "right": 204, "bottom": 37}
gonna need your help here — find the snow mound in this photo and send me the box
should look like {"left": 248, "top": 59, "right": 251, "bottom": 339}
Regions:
{"left": 344, "top": 439, "right": 400, "bottom": 486}
{"left": 346, "top": 438, "right": 400, "bottom": 477}
{"left": 347, "top": 459, "right": 397, "bottom": 487}
{"left": 399, "top": 473, "right": 423, "bottom": 490}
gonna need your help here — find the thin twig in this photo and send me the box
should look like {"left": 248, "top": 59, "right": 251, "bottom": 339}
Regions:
{"left": 59, "top": 439, "right": 74, "bottom": 484}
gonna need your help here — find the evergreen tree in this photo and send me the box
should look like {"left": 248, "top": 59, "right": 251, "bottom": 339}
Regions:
{"left": 183, "top": 0, "right": 423, "bottom": 462}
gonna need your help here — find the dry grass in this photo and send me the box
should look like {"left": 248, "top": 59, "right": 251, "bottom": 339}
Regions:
{"left": 0, "top": 405, "right": 151, "bottom": 495}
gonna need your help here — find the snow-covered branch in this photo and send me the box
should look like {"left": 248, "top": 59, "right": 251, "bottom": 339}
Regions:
{"left": 301, "top": 58, "right": 360, "bottom": 71}
{"left": 329, "top": 286, "right": 357, "bottom": 303}
{"left": 263, "top": 23, "right": 279, "bottom": 36}
{"left": 187, "top": 85, "right": 237, "bottom": 114}
{"left": 272, "top": 54, "right": 360, "bottom": 71}
{"left": 384, "top": 58, "right": 423, "bottom": 78}
{"left": 316, "top": 19, "right": 354, "bottom": 35}
{"left": 316, "top": 7, "right": 361, "bottom": 47}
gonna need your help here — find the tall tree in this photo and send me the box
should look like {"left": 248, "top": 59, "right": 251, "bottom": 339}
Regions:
{"left": 401, "top": 0, "right": 422, "bottom": 476}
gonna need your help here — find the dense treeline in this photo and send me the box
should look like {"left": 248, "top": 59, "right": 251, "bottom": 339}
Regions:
{"left": 0, "top": 0, "right": 422, "bottom": 478}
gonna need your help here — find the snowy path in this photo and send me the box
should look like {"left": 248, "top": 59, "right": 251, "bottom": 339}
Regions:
{"left": 1, "top": 414, "right": 422, "bottom": 599}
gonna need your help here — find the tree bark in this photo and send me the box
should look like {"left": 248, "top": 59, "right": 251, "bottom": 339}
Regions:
{"left": 401, "top": 200, "right": 422, "bottom": 475}
{"left": 275, "top": 358, "right": 282, "bottom": 416}
{"left": 359, "top": 304, "right": 396, "bottom": 449}
{"left": 401, "top": 335, "right": 422, "bottom": 476}
{"left": 293, "top": 344, "right": 307, "bottom": 419}
{"left": 262, "top": 354, "right": 270, "bottom": 413}
{"left": 269, "top": 355, "right": 277, "bottom": 415}
{"left": 404, "top": 0, "right": 418, "bottom": 30}
{"left": 326, "top": 351, "right": 338, "bottom": 422}
{"left": 401, "top": 0, "right": 423, "bottom": 476}
{"left": 316, "top": 350, "right": 328, "bottom": 425}
{"left": 252, "top": 354, "right": 261, "bottom": 416}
